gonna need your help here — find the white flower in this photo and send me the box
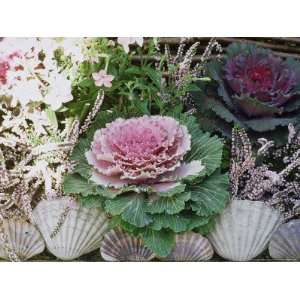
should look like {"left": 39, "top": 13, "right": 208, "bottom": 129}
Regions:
{"left": 117, "top": 37, "right": 143, "bottom": 53}
{"left": 43, "top": 73, "right": 73, "bottom": 110}
{"left": 0, "top": 38, "right": 36, "bottom": 56}
{"left": 11, "top": 79, "right": 43, "bottom": 107}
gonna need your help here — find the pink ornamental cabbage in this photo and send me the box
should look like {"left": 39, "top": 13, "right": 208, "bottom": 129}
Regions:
{"left": 86, "top": 116, "right": 204, "bottom": 192}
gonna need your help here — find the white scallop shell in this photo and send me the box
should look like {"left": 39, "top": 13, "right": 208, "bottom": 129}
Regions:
{"left": 208, "top": 200, "right": 282, "bottom": 261}
{"left": 164, "top": 232, "right": 214, "bottom": 262}
{"left": 100, "top": 228, "right": 155, "bottom": 262}
{"left": 0, "top": 219, "right": 45, "bottom": 261}
{"left": 269, "top": 219, "right": 300, "bottom": 260}
{"left": 33, "top": 197, "right": 109, "bottom": 261}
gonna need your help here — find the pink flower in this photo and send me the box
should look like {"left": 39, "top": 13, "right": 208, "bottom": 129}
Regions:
{"left": 0, "top": 59, "right": 10, "bottom": 85}
{"left": 92, "top": 70, "right": 114, "bottom": 88}
{"left": 117, "top": 37, "right": 143, "bottom": 53}
{"left": 0, "top": 51, "right": 22, "bottom": 86}
{"left": 85, "top": 116, "right": 204, "bottom": 192}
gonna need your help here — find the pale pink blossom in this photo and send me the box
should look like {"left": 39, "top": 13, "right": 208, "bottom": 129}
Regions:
{"left": 92, "top": 70, "right": 114, "bottom": 88}
{"left": 117, "top": 37, "right": 144, "bottom": 53}
{"left": 86, "top": 116, "right": 204, "bottom": 192}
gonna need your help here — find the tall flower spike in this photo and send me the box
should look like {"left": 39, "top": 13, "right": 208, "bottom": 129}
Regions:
{"left": 79, "top": 90, "right": 104, "bottom": 135}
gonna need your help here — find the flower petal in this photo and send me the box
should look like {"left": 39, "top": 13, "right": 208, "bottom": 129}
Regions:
{"left": 91, "top": 171, "right": 129, "bottom": 188}
{"left": 150, "top": 182, "right": 181, "bottom": 193}
{"left": 158, "top": 160, "right": 205, "bottom": 182}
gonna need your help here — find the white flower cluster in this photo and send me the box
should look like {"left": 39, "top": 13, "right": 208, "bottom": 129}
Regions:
{"left": 0, "top": 38, "right": 85, "bottom": 111}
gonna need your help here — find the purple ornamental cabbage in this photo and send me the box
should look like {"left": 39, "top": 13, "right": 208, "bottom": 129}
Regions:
{"left": 224, "top": 51, "right": 299, "bottom": 116}
{"left": 202, "top": 42, "right": 300, "bottom": 135}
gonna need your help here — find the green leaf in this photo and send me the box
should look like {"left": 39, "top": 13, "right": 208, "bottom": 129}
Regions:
{"left": 86, "top": 110, "right": 116, "bottom": 142}
{"left": 156, "top": 183, "right": 186, "bottom": 197}
{"left": 190, "top": 172, "right": 229, "bottom": 217}
{"left": 150, "top": 214, "right": 190, "bottom": 233}
{"left": 185, "top": 215, "right": 210, "bottom": 231}
{"left": 71, "top": 138, "right": 90, "bottom": 161}
{"left": 142, "top": 66, "right": 162, "bottom": 88}
{"left": 140, "top": 228, "right": 175, "bottom": 257}
{"left": 233, "top": 95, "right": 279, "bottom": 117}
{"left": 206, "top": 97, "right": 243, "bottom": 126}
{"left": 244, "top": 117, "right": 298, "bottom": 132}
{"left": 187, "top": 131, "right": 223, "bottom": 176}
{"left": 194, "top": 217, "right": 216, "bottom": 236}
{"left": 70, "top": 138, "right": 91, "bottom": 179}
{"left": 109, "top": 216, "right": 138, "bottom": 233}
{"left": 63, "top": 174, "right": 98, "bottom": 196}
{"left": 45, "top": 107, "right": 58, "bottom": 129}
{"left": 105, "top": 194, "right": 152, "bottom": 228}
{"left": 284, "top": 97, "right": 300, "bottom": 112}
{"left": 132, "top": 98, "right": 150, "bottom": 115}
{"left": 206, "top": 60, "right": 234, "bottom": 110}
{"left": 79, "top": 195, "right": 104, "bottom": 208}
{"left": 173, "top": 114, "right": 224, "bottom": 176}
{"left": 97, "top": 184, "right": 153, "bottom": 199}
{"left": 145, "top": 192, "right": 190, "bottom": 215}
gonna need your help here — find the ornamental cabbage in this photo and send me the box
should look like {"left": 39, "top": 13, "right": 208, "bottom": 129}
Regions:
{"left": 64, "top": 110, "right": 229, "bottom": 257}
{"left": 194, "top": 42, "right": 300, "bottom": 140}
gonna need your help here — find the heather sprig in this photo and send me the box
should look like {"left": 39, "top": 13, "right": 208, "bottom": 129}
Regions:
{"left": 230, "top": 125, "right": 300, "bottom": 221}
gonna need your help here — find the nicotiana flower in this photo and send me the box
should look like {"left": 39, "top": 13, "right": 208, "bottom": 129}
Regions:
{"left": 10, "top": 79, "right": 43, "bottom": 107}
{"left": 195, "top": 42, "right": 300, "bottom": 138}
{"left": 0, "top": 38, "right": 76, "bottom": 110}
{"left": 92, "top": 70, "right": 114, "bottom": 88}
{"left": 43, "top": 73, "right": 73, "bottom": 110}
{"left": 117, "top": 37, "right": 143, "bottom": 53}
{"left": 85, "top": 116, "right": 204, "bottom": 192}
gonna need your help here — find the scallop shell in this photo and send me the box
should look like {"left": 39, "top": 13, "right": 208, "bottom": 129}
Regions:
{"left": 33, "top": 197, "right": 109, "bottom": 261}
{"left": 0, "top": 219, "right": 45, "bottom": 261}
{"left": 208, "top": 200, "right": 282, "bottom": 261}
{"left": 164, "top": 232, "right": 214, "bottom": 262}
{"left": 100, "top": 228, "right": 155, "bottom": 261}
{"left": 269, "top": 219, "right": 300, "bottom": 260}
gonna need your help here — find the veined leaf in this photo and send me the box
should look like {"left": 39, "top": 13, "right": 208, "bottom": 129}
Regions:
{"left": 70, "top": 138, "right": 92, "bottom": 179}
{"left": 140, "top": 228, "right": 175, "bottom": 257}
{"left": 156, "top": 183, "right": 186, "bottom": 197}
{"left": 194, "top": 217, "right": 216, "bottom": 236}
{"left": 206, "top": 60, "right": 234, "bottom": 110}
{"left": 190, "top": 172, "right": 229, "bottom": 217}
{"left": 233, "top": 95, "right": 279, "bottom": 117}
{"left": 79, "top": 195, "right": 104, "bottom": 208}
{"left": 207, "top": 97, "right": 243, "bottom": 126}
{"left": 105, "top": 194, "right": 152, "bottom": 228}
{"left": 244, "top": 117, "right": 298, "bottom": 132}
{"left": 187, "top": 132, "right": 223, "bottom": 176}
{"left": 145, "top": 192, "right": 190, "bottom": 215}
{"left": 175, "top": 114, "right": 224, "bottom": 176}
{"left": 150, "top": 214, "right": 190, "bottom": 233}
{"left": 63, "top": 174, "right": 98, "bottom": 196}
